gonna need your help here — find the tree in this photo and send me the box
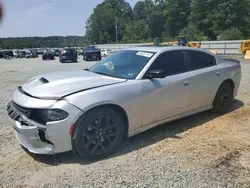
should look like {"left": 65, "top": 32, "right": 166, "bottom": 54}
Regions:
{"left": 164, "top": 0, "right": 191, "bottom": 38}
{"left": 189, "top": 0, "right": 250, "bottom": 40}
{"left": 220, "top": 28, "right": 243, "bottom": 40}
{"left": 211, "top": 0, "right": 250, "bottom": 37}
{"left": 0, "top": 36, "right": 86, "bottom": 49}
{"left": 85, "top": 0, "right": 133, "bottom": 44}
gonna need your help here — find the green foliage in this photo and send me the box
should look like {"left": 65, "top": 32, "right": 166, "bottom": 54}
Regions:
{"left": 180, "top": 24, "right": 203, "bottom": 41}
{"left": 1, "top": 0, "right": 250, "bottom": 49}
{"left": 85, "top": 0, "right": 250, "bottom": 44}
{"left": 163, "top": 0, "right": 191, "bottom": 38}
{"left": 220, "top": 28, "right": 244, "bottom": 40}
{"left": 0, "top": 36, "right": 86, "bottom": 49}
{"left": 190, "top": 0, "right": 250, "bottom": 40}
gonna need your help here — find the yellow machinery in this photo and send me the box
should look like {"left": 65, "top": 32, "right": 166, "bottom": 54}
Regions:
{"left": 244, "top": 50, "right": 250, "bottom": 60}
{"left": 176, "top": 35, "right": 201, "bottom": 48}
{"left": 148, "top": 38, "right": 169, "bottom": 46}
{"left": 149, "top": 35, "right": 201, "bottom": 48}
{"left": 239, "top": 40, "right": 250, "bottom": 54}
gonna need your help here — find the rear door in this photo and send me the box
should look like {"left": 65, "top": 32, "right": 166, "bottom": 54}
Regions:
{"left": 184, "top": 50, "right": 223, "bottom": 110}
{"left": 141, "top": 50, "right": 192, "bottom": 126}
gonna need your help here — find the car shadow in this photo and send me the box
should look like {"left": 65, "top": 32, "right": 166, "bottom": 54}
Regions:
{"left": 24, "top": 99, "right": 244, "bottom": 165}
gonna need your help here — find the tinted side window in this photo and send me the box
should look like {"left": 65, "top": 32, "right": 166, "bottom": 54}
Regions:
{"left": 187, "top": 51, "right": 216, "bottom": 71}
{"left": 149, "top": 50, "right": 186, "bottom": 76}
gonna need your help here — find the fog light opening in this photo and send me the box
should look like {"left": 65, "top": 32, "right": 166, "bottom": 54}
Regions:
{"left": 38, "top": 129, "right": 54, "bottom": 145}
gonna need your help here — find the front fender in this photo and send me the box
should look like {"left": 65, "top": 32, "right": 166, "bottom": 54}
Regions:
{"left": 64, "top": 80, "right": 143, "bottom": 132}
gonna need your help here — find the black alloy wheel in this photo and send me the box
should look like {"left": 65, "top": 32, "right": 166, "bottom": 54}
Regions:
{"left": 212, "top": 82, "right": 233, "bottom": 114}
{"left": 73, "top": 108, "right": 125, "bottom": 160}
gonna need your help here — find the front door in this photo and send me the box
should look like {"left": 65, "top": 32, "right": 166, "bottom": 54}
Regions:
{"left": 140, "top": 50, "right": 192, "bottom": 126}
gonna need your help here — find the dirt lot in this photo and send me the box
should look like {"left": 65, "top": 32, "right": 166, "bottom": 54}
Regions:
{"left": 0, "top": 56, "right": 250, "bottom": 188}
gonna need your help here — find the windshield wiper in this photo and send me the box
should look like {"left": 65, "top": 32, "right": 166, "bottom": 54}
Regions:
{"left": 93, "top": 71, "right": 111, "bottom": 77}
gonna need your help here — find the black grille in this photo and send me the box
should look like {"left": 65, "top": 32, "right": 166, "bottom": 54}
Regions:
{"left": 7, "top": 101, "right": 32, "bottom": 125}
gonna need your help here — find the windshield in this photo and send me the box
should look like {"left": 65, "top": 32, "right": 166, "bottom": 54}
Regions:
{"left": 87, "top": 46, "right": 98, "bottom": 51}
{"left": 89, "top": 50, "right": 155, "bottom": 79}
{"left": 64, "top": 48, "right": 75, "bottom": 53}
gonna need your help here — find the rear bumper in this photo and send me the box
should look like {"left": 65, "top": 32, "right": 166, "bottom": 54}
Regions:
{"left": 43, "top": 56, "right": 54, "bottom": 59}
{"left": 85, "top": 52, "right": 101, "bottom": 60}
{"left": 60, "top": 56, "right": 77, "bottom": 61}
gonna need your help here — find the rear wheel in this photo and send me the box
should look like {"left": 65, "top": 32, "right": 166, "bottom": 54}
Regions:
{"left": 212, "top": 82, "right": 233, "bottom": 114}
{"left": 73, "top": 108, "right": 125, "bottom": 161}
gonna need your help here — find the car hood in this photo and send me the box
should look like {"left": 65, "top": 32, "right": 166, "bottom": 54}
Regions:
{"left": 20, "top": 70, "right": 126, "bottom": 99}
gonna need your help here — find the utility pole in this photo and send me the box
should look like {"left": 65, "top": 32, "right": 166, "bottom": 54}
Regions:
{"left": 115, "top": 18, "right": 118, "bottom": 43}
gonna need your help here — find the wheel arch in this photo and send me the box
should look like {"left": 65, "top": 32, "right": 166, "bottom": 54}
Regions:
{"left": 221, "top": 79, "right": 235, "bottom": 93}
{"left": 82, "top": 103, "right": 129, "bottom": 137}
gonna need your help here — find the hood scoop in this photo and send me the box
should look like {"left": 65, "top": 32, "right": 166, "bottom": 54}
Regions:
{"left": 39, "top": 77, "right": 49, "bottom": 84}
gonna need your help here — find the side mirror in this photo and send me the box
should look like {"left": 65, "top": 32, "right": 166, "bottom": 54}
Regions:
{"left": 145, "top": 69, "right": 166, "bottom": 79}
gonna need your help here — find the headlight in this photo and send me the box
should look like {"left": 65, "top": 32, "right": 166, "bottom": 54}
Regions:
{"left": 34, "top": 109, "right": 69, "bottom": 124}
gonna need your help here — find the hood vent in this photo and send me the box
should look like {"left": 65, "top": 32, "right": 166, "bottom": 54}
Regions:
{"left": 39, "top": 77, "right": 49, "bottom": 84}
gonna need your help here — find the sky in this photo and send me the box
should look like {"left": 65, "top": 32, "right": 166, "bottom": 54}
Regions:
{"left": 0, "top": 0, "right": 139, "bottom": 37}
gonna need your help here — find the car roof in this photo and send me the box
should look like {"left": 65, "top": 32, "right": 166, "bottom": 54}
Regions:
{"left": 126, "top": 46, "right": 213, "bottom": 55}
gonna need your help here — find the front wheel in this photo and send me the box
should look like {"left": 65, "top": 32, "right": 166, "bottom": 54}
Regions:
{"left": 73, "top": 108, "right": 125, "bottom": 161}
{"left": 212, "top": 82, "right": 233, "bottom": 114}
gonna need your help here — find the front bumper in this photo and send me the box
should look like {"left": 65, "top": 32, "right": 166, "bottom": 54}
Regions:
{"left": 8, "top": 89, "right": 83, "bottom": 155}
{"left": 14, "top": 121, "right": 54, "bottom": 154}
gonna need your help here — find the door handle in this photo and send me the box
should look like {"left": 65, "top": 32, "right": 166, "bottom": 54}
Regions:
{"left": 184, "top": 80, "right": 190, "bottom": 86}
{"left": 216, "top": 71, "right": 220, "bottom": 76}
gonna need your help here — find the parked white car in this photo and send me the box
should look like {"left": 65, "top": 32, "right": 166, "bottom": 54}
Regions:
{"left": 101, "top": 49, "right": 112, "bottom": 57}
{"left": 7, "top": 46, "right": 241, "bottom": 160}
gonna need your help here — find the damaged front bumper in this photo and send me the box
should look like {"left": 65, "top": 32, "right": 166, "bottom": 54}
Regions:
{"left": 8, "top": 89, "right": 83, "bottom": 155}
{"left": 14, "top": 121, "right": 54, "bottom": 154}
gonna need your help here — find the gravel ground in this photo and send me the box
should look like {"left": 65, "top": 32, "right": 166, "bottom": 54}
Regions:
{"left": 0, "top": 56, "right": 250, "bottom": 188}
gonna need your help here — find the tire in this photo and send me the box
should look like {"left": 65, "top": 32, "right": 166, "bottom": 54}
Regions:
{"left": 73, "top": 107, "right": 125, "bottom": 161}
{"left": 212, "top": 82, "right": 233, "bottom": 114}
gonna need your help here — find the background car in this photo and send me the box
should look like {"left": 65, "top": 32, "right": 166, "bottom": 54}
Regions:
{"left": 54, "top": 49, "right": 60, "bottom": 57}
{"left": 3, "top": 50, "right": 14, "bottom": 59}
{"left": 101, "top": 49, "right": 112, "bottom": 57}
{"left": 30, "top": 51, "right": 39, "bottom": 58}
{"left": 6, "top": 47, "right": 241, "bottom": 161}
{"left": 59, "top": 47, "right": 78, "bottom": 63}
{"left": 42, "top": 50, "right": 55, "bottom": 60}
{"left": 83, "top": 45, "right": 101, "bottom": 61}
{"left": 37, "top": 49, "right": 44, "bottom": 55}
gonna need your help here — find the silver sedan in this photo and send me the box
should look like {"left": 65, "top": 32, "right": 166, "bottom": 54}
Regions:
{"left": 7, "top": 46, "right": 241, "bottom": 160}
